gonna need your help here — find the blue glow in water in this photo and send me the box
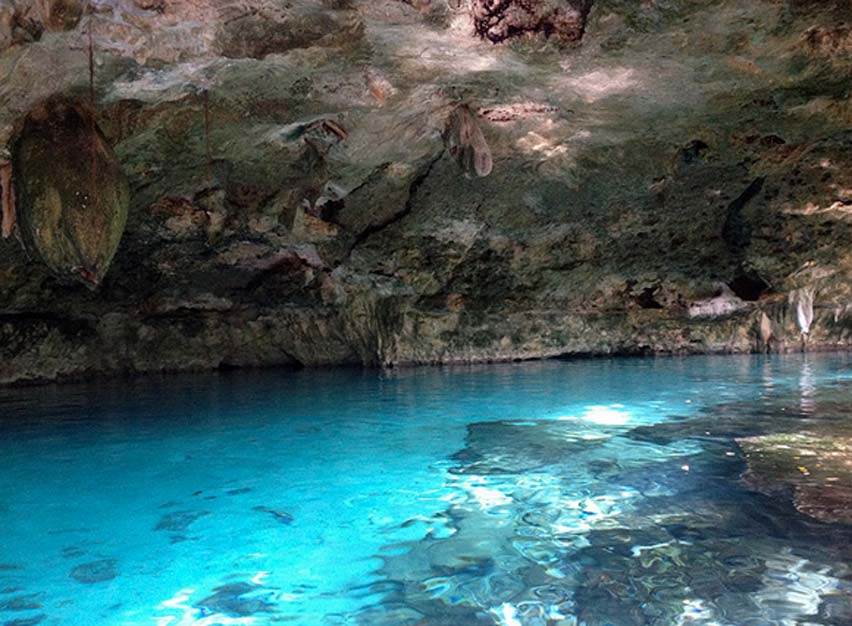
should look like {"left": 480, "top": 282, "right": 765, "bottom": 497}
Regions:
{"left": 0, "top": 354, "right": 851, "bottom": 625}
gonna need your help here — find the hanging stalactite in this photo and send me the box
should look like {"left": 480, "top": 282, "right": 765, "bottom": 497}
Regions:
{"left": 444, "top": 104, "right": 493, "bottom": 178}
{"left": 202, "top": 88, "right": 213, "bottom": 188}
{"left": 0, "top": 157, "right": 14, "bottom": 239}
{"left": 11, "top": 97, "right": 129, "bottom": 288}
{"left": 759, "top": 311, "right": 773, "bottom": 353}
{"left": 793, "top": 286, "right": 816, "bottom": 338}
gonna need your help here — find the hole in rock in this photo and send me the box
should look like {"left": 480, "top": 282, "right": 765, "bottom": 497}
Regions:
{"left": 635, "top": 287, "right": 664, "bottom": 310}
{"left": 680, "top": 139, "right": 710, "bottom": 165}
{"left": 728, "top": 272, "right": 770, "bottom": 301}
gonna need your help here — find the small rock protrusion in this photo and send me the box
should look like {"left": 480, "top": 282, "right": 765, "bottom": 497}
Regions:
{"left": 445, "top": 104, "right": 493, "bottom": 178}
{"left": 365, "top": 69, "right": 395, "bottom": 106}
{"left": 0, "top": 154, "right": 14, "bottom": 239}
{"left": 36, "top": 0, "right": 84, "bottom": 31}
{"left": 758, "top": 311, "right": 773, "bottom": 352}
{"left": 133, "top": 0, "right": 166, "bottom": 13}
{"left": 471, "top": 0, "right": 593, "bottom": 45}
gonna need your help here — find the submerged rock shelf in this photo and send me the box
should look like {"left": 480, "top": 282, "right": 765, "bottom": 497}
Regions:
{"left": 1, "top": 0, "right": 852, "bottom": 382}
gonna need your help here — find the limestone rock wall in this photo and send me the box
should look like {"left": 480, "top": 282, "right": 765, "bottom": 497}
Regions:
{"left": 1, "top": 0, "right": 851, "bottom": 383}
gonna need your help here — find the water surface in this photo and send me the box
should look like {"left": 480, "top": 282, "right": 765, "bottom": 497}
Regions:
{"left": 1, "top": 354, "right": 851, "bottom": 625}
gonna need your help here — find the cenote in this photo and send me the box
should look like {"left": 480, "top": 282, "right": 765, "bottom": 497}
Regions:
{"left": 2, "top": 354, "right": 852, "bottom": 625}
{"left": 4, "top": 0, "right": 852, "bottom": 624}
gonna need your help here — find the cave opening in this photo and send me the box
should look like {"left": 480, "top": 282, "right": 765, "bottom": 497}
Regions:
{"left": 728, "top": 271, "right": 770, "bottom": 301}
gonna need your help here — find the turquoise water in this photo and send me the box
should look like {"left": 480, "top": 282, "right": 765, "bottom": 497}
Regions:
{"left": 1, "top": 354, "right": 852, "bottom": 625}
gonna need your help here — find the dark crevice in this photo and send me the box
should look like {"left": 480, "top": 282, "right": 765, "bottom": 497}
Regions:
{"left": 728, "top": 271, "right": 770, "bottom": 301}
{"left": 635, "top": 287, "right": 664, "bottom": 309}
{"left": 680, "top": 139, "right": 710, "bottom": 165}
{"left": 722, "top": 176, "right": 765, "bottom": 256}
{"left": 0, "top": 312, "right": 96, "bottom": 338}
{"left": 343, "top": 151, "right": 443, "bottom": 259}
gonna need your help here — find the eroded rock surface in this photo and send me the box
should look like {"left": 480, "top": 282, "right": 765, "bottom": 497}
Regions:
{"left": 0, "top": 0, "right": 851, "bottom": 382}
{"left": 12, "top": 97, "right": 129, "bottom": 287}
{"left": 471, "top": 0, "right": 594, "bottom": 45}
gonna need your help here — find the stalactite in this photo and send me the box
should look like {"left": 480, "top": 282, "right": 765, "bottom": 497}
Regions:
{"left": 445, "top": 104, "right": 492, "bottom": 178}
{"left": 13, "top": 97, "right": 129, "bottom": 287}
{"left": 794, "top": 286, "right": 816, "bottom": 337}
{"left": 796, "top": 287, "right": 814, "bottom": 335}
{"left": 202, "top": 88, "right": 212, "bottom": 187}
{"left": 87, "top": 2, "right": 95, "bottom": 106}
{"left": 759, "top": 311, "right": 773, "bottom": 352}
{"left": 0, "top": 159, "right": 14, "bottom": 239}
{"left": 87, "top": 0, "right": 97, "bottom": 212}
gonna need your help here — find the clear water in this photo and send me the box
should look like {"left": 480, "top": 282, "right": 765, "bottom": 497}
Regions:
{"left": 1, "top": 354, "right": 852, "bottom": 626}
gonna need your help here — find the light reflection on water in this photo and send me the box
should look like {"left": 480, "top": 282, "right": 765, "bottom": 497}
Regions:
{"left": 0, "top": 354, "right": 851, "bottom": 625}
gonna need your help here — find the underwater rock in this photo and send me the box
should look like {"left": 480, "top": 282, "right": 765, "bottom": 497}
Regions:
{"left": 451, "top": 419, "right": 601, "bottom": 474}
{"left": 60, "top": 547, "right": 85, "bottom": 559}
{"left": 3, "top": 615, "right": 46, "bottom": 626}
{"left": 253, "top": 505, "right": 294, "bottom": 525}
{"left": 69, "top": 559, "right": 118, "bottom": 584}
{"left": 0, "top": 593, "right": 42, "bottom": 611}
{"left": 196, "top": 582, "right": 276, "bottom": 618}
{"left": 11, "top": 97, "right": 129, "bottom": 288}
{"left": 154, "top": 510, "right": 209, "bottom": 532}
{"left": 739, "top": 432, "right": 852, "bottom": 525}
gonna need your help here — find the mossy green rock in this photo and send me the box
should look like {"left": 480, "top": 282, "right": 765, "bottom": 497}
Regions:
{"left": 12, "top": 98, "right": 129, "bottom": 288}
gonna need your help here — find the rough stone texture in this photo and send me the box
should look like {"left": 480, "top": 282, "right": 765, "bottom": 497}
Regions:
{"left": 471, "top": 0, "right": 594, "bottom": 44}
{"left": 0, "top": 0, "right": 83, "bottom": 50}
{"left": 12, "top": 96, "right": 129, "bottom": 287}
{"left": 0, "top": 0, "right": 851, "bottom": 382}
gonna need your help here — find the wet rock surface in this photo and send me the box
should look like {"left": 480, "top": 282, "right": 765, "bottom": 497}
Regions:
{"left": 740, "top": 432, "right": 852, "bottom": 525}
{"left": 0, "top": 0, "right": 852, "bottom": 381}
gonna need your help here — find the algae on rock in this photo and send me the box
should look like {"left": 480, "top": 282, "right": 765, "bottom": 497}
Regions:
{"left": 11, "top": 97, "right": 128, "bottom": 287}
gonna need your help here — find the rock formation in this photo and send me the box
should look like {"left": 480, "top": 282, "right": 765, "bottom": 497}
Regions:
{"left": 0, "top": 0, "right": 851, "bottom": 382}
{"left": 12, "top": 96, "right": 129, "bottom": 287}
